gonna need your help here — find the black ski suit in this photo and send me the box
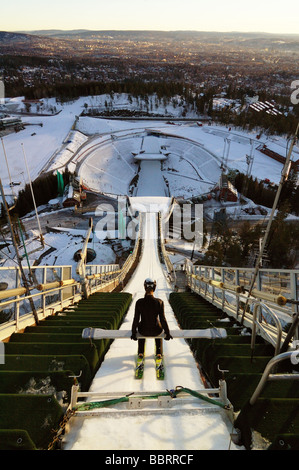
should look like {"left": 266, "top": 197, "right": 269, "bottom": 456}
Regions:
{"left": 131, "top": 293, "right": 171, "bottom": 356}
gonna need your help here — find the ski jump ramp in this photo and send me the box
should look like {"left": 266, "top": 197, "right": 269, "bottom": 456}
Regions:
{"left": 63, "top": 198, "right": 240, "bottom": 450}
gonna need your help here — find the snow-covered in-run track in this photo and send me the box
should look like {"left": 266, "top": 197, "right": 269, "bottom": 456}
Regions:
{"left": 63, "top": 197, "right": 240, "bottom": 450}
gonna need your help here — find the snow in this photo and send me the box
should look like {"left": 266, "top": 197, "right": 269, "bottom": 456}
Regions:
{"left": 0, "top": 228, "right": 117, "bottom": 291}
{"left": 0, "top": 98, "right": 87, "bottom": 198}
{"left": 64, "top": 412, "right": 235, "bottom": 451}
{"left": 75, "top": 130, "right": 223, "bottom": 198}
{"left": 136, "top": 161, "right": 169, "bottom": 197}
{"left": 47, "top": 130, "right": 89, "bottom": 172}
{"left": 2, "top": 94, "right": 297, "bottom": 202}
{"left": 39, "top": 231, "right": 116, "bottom": 271}
{"left": 160, "top": 124, "right": 296, "bottom": 186}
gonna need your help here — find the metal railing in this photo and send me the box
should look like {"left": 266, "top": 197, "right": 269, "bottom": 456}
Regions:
{"left": 250, "top": 301, "right": 283, "bottom": 356}
{"left": 0, "top": 214, "right": 143, "bottom": 340}
{"left": 68, "top": 378, "right": 233, "bottom": 417}
{"left": 0, "top": 263, "right": 119, "bottom": 340}
{"left": 158, "top": 212, "right": 176, "bottom": 284}
{"left": 185, "top": 264, "right": 299, "bottom": 352}
{"left": 249, "top": 351, "right": 299, "bottom": 405}
{"left": 183, "top": 263, "right": 299, "bottom": 408}
{"left": 187, "top": 265, "right": 298, "bottom": 300}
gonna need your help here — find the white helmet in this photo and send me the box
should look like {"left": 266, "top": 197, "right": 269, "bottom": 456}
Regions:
{"left": 144, "top": 278, "right": 156, "bottom": 291}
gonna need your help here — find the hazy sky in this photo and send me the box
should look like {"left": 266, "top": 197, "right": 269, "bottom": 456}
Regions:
{"left": 1, "top": 0, "right": 299, "bottom": 34}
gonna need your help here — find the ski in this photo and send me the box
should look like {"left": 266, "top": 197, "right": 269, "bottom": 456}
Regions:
{"left": 135, "top": 355, "right": 145, "bottom": 379}
{"left": 155, "top": 355, "right": 164, "bottom": 380}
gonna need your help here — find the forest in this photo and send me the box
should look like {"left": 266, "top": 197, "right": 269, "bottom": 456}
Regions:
{"left": 230, "top": 169, "right": 299, "bottom": 216}
{"left": 2, "top": 50, "right": 298, "bottom": 137}
{"left": 200, "top": 204, "right": 299, "bottom": 269}
{"left": 23, "top": 77, "right": 299, "bottom": 136}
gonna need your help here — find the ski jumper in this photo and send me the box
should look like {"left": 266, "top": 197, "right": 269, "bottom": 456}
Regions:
{"left": 131, "top": 293, "right": 170, "bottom": 356}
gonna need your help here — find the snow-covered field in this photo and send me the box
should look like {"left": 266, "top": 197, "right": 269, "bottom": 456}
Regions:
{"left": 1, "top": 94, "right": 297, "bottom": 450}
{"left": 65, "top": 120, "right": 297, "bottom": 198}
{"left": 2, "top": 94, "right": 297, "bottom": 199}
{"left": 1, "top": 98, "right": 88, "bottom": 195}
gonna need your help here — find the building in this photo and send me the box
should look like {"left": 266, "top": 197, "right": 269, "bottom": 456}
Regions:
{"left": 62, "top": 184, "right": 81, "bottom": 207}
{"left": 257, "top": 144, "right": 299, "bottom": 169}
{"left": 213, "top": 173, "right": 238, "bottom": 202}
{"left": 0, "top": 117, "right": 22, "bottom": 130}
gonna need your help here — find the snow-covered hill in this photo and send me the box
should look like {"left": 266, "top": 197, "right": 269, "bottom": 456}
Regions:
{"left": 1, "top": 94, "right": 296, "bottom": 197}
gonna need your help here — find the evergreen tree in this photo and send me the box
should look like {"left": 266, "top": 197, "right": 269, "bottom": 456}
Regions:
{"left": 266, "top": 202, "right": 293, "bottom": 268}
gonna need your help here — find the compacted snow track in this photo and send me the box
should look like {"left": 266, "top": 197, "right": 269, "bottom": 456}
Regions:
{"left": 62, "top": 199, "right": 240, "bottom": 450}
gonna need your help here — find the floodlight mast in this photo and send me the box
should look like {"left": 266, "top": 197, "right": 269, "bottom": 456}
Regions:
{"left": 240, "top": 122, "right": 299, "bottom": 325}
{"left": 1, "top": 138, "right": 14, "bottom": 191}
{"left": 21, "top": 143, "right": 44, "bottom": 248}
{"left": 0, "top": 177, "right": 39, "bottom": 324}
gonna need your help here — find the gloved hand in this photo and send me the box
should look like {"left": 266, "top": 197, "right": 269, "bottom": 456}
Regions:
{"left": 131, "top": 333, "right": 137, "bottom": 341}
{"left": 164, "top": 333, "right": 173, "bottom": 341}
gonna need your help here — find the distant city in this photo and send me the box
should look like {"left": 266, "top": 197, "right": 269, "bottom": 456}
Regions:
{"left": 0, "top": 30, "right": 298, "bottom": 99}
